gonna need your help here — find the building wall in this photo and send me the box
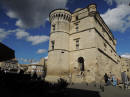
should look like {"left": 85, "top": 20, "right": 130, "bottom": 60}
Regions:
{"left": 0, "top": 59, "right": 18, "bottom": 72}
{"left": 27, "top": 64, "right": 44, "bottom": 77}
{"left": 47, "top": 4, "right": 122, "bottom": 83}
{"left": 92, "top": 14, "right": 122, "bottom": 81}
{"left": 121, "top": 58, "right": 130, "bottom": 79}
{"left": 0, "top": 42, "right": 15, "bottom": 62}
{"left": 48, "top": 50, "right": 70, "bottom": 75}
{"left": 70, "top": 48, "right": 98, "bottom": 82}
{"left": 47, "top": 10, "right": 71, "bottom": 76}
{"left": 69, "top": 29, "right": 97, "bottom": 51}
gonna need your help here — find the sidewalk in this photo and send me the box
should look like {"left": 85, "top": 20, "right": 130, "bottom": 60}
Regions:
{"left": 68, "top": 83, "right": 130, "bottom": 97}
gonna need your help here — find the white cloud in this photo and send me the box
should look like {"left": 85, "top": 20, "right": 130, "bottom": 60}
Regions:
{"left": 16, "top": 20, "right": 26, "bottom": 28}
{"left": 6, "top": 11, "right": 17, "bottom": 18}
{"left": 45, "top": 56, "right": 48, "bottom": 59}
{"left": 101, "top": 4, "right": 130, "bottom": 32}
{"left": 1, "top": 0, "right": 68, "bottom": 28}
{"left": 0, "top": 28, "right": 16, "bottom": 41}
{"left": 0, "top": 27, "right": 49, "bottom": 45}
{"left": 19, "top": 58, "right": 29, "bottom": 63}
{"left": 15, "top": 29, "right": 49, "bottom": 45}
{"left": 37, "top": 49, "right": 47, "bottom": 54}
{"left": 121, "top": 53, "right": 130, "bottom": 59}
{"left": 26, "top": 35, "right": 49, "bottom": 45}
{"left": 0, "top": 28, "right": 9, "bottom": 41}
{"left": 104, "top": 0, "right": 130, "bottom": 5}
{"left": 16, "top": 29, "right": 29, "bottom": 39}
{"left": 0, "top": 28, "right": 28, "bottom": 41}
{"left": 0, "top": 28, "right": 30, "bottom": 41}
{"left": 18, "top": 58, "right": 39, "bottom": 64}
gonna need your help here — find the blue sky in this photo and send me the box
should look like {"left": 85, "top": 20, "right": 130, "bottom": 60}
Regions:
{"left": 0, "top": 0, "right": 130, "bottom": 64}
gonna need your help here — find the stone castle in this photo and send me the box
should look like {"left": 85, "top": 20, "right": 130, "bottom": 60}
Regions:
{"left": 46, "top": 4, "right": 129, "bottom": 83}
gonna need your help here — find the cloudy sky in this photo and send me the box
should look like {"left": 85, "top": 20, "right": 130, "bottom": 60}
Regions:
{"left": 0, "top": 0, "right": 130, "bottom": 63}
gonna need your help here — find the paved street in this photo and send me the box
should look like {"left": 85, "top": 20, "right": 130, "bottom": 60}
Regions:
{"left": 68, "top": 83, "right": 130, "bottom": 97}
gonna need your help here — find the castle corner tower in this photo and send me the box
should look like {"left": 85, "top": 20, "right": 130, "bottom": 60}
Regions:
{"left": 47, "top": 9, "right": 72, "bottom": 78}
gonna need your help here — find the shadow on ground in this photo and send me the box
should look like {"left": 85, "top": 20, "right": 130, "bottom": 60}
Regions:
{"left": 0, "top": 70, "right": 101, "bottom": 97}
{"left": 0, "top": 70, "right": 130, "bottom": 97}
{"left": 67, "top": 88, "right": 100, "bottom": 97}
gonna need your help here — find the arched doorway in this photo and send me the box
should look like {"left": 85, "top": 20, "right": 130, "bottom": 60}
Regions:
{"left": 78, "top": 57, "right": 85, "bottom": 72}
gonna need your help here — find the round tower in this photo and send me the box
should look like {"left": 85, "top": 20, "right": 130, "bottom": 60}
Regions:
{"left": 47, "top": 9, "right": 72, "bottom": 78}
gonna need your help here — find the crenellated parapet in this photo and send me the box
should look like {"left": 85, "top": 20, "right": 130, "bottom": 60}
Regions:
{"left": 49, "top": 9, "right": 72, "bottom": 23}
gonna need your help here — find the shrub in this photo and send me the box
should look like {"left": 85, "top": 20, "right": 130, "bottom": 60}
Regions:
{"left": 57, "top": 78, "right": 69, "bottom": 89}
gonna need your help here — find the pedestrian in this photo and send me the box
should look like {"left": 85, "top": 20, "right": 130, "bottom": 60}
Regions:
{"left": 117, "top": 78, "right": 120, "bottom": 85}
{"left": 104, "top": 73, "right": 109, "bottom": 85}
{"left": 112, "top": 74, "right": 117, "bottom": 86}
{"left": 107, "top": 76, "right": 112, "bottom": 85}
{"left": 121, "top": 71, "right": 128, "bottom": 90}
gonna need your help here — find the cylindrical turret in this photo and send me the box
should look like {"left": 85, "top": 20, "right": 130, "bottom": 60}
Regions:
{"left": 47, "top": 9, "right": 72, "bottom": 76}
{"left": 49, "top": 9, "right": 72, "bottom": 34}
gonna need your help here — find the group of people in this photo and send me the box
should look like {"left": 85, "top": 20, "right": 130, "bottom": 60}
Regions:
{"left": 104, "top": 71, "right": 129, "bottom": 89}
{"left": 104, "top": 72, "right": 119, "bottom": 86}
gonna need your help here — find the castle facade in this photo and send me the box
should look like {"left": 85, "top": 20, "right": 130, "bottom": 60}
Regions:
{"left": 46, "top": 4, "right": 121, "bottom": 83}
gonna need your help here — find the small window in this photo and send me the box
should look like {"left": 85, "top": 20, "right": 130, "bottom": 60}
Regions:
{"left": 61, "top": 50, "right": 64, "bottom": 53}
{"left": 52, "top": 24, "right": 55, "bottom": 31}
{"left": 75, "top": 39, "right": 79, "bottom": 49}
{"left": 76, "top": 26, "right": 79, "bottom": 32}
{"left": 75, "top": 23, "right": 79, "bottom": 32}
{"left": 51, "top": 40, "right": 55, "bottom": 50}
{"left": 76, "top": 16, "right": 78, "bottom": 21}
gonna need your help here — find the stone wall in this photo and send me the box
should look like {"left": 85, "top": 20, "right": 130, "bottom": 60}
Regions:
{"left": 46, "top": 4, "right": 123, "bottom": 83}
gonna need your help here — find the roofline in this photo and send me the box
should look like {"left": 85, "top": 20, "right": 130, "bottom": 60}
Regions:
{"left": 95, "top": 12, "right": 115, "bottom": 40}
{"left": 73, "top": 3, "right": 97, "bottom": 14}
{"left": 49, "top": 8, "right": 71, "bottom": 18}
{"left": 0, "top": 42, "right": 15, "bottom": 52}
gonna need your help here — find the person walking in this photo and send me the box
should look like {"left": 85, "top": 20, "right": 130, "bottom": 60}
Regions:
{"left": 121, "top": 71, "right": 128, "bottom": 90}
{"left": 112, "top": 74, "right": 117, "bottom": 86}
{"left": 104, "top": 73, "right": 109, "bottom": 85}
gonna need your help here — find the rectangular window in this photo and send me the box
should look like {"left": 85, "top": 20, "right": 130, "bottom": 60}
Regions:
{"left": 74, "top": 21, "right": 80, "bottom": 32}
{"left": 76, "top": 26, "right": 78, "bottom": 32}
{"left": 75, "top": 38, "right": 80, "bottom": 50}
{"left": 76, "top": 16, "right": 78, "bottom": 21}
{"left": 51, "top": 40, "right": 55, "bottom": 50}
{"left": 75, "top": 23, "right": 78, "bottom": 32}
{"left": 52, "top": 24, "right": 55, "bottom": 31}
